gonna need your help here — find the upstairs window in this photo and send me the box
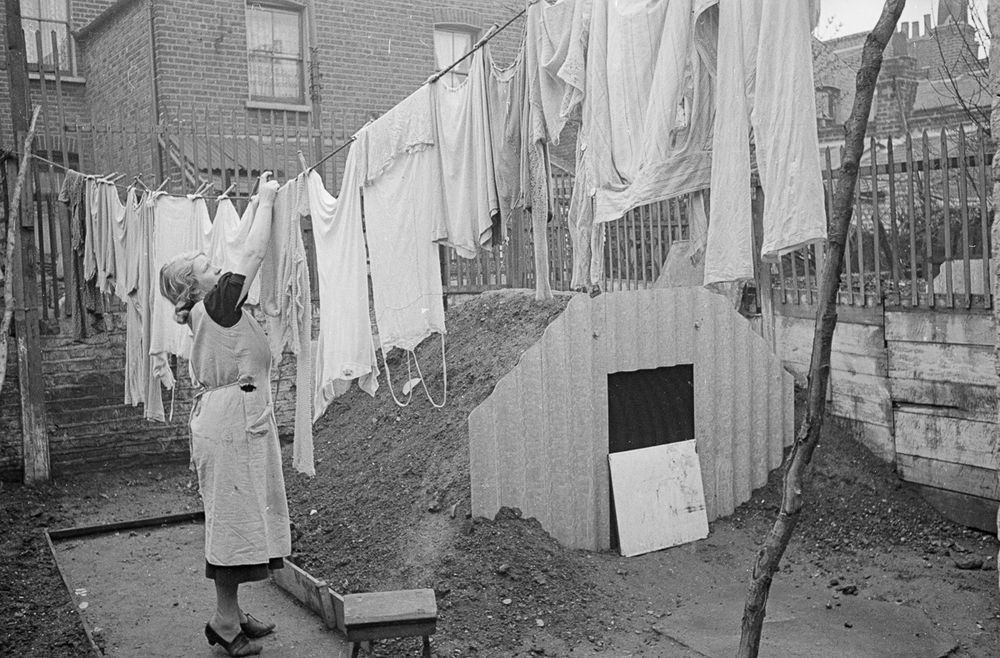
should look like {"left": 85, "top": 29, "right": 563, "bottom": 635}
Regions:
{"left": 247, "top": 1, "right": 305, "bottom": 104}
{"left": 433, "top": 26, "right": 477, "bottom": 87}
{"left": 20, "top": 0, "right": 75, "bottom": 74}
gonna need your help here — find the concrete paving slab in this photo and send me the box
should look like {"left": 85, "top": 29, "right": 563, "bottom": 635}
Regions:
{"left": 656, "top": 579, "right": 958, "bottom": 658}
{"left": 52, "top": 522, "right": 349, "bottom": 658}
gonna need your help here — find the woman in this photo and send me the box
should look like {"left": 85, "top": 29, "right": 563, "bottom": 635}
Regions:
{"left": 159, "top": 172, "right": 287, "bottom": 657}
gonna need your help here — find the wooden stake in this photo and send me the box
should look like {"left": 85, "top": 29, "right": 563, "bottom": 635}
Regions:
{"left": 5, "top": 0, "right": 49, "bottom": 483}
{"left": 736, "top": 2, "right": 905, "bottom": 655}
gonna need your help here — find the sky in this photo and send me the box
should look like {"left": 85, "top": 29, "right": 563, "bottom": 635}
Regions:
{"left": 816, "top": 0, "right": 989, "bottom": 54}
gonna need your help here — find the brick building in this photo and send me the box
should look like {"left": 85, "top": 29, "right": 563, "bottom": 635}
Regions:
{"left": 1, "top": 0, "right": 525, "bottom": 182}
{"left": 0, "top": 0, "right": 527, "bottom": 480}
{"left": 812, "top": 0, "right": 989, "bottom": 146}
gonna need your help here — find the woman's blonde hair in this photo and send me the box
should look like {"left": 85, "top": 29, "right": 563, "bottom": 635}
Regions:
{"left": 159, "top": 251, "right": 209, "bottom": 324}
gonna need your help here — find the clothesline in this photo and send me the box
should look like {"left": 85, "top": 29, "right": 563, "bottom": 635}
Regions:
{"left": 30, "top": 152, "right": 266, "bottom": 201}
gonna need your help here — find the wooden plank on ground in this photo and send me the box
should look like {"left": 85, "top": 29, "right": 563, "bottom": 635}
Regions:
{"left": 890, "top": 378, "right": 996, "bottom": 420}
{"left": 896, "top": 453, "right": 1000, "bottom": 501}
{"left": 885, "top": 309, "right": 994, "bottom": 346}
{"left": 894, "top": 409, "right": 998, "bottom": 468}
{"left": 608, "top": 440, "right": 709, "bottom": 557}
{"left": 887, "top": 341, "right": 998, "bottom": 387}
{"left": 341, "top": 590, "right": 437, "bottom": 626}
{"left": 271, "top": 559, "right": 337, "bottom": 629}
{"left": 47, "top": 511, "right": 205, "bottom": 540}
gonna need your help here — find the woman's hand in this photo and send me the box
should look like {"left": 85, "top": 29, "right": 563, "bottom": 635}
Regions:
{"left": 258, "top": 171, "right": 280, "bottom": 202}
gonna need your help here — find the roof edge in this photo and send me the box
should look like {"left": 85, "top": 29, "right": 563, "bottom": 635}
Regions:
{"left": 74, "top": 0, "right": 144, "bottom": 42}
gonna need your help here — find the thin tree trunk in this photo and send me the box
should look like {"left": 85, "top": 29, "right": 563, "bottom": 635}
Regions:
{"left": 0, "top": 105, "right": 41, "bottom": 395}
{"left": 737, "top": 2, "right": 906, "bottom": 656}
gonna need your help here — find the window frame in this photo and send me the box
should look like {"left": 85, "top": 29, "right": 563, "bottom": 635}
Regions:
{"left": 245, "top": 0, "right": 307, "bottom": 106}
{"left": 20, "top": 0, "right": 78, "bottom": 76}
{"left": 432, "top": 23, "right": 479, "bottom": 87}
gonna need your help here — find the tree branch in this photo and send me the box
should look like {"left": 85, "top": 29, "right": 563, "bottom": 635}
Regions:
{"left": 736, "top": 1, "right": 907, "bottom": 656}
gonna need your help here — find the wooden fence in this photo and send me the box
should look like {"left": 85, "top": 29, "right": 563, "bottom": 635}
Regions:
{"left": 779, "top": 127, "right": 993, "bottom": 311}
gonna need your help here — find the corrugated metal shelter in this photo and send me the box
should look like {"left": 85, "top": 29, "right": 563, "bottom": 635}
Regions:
{"left": 468, "top": 287, "right": 795, "bottom": 551}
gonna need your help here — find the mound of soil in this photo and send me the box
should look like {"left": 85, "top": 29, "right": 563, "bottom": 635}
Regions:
{"left": 2, "top": 288, "right": 998, "bottom": 657}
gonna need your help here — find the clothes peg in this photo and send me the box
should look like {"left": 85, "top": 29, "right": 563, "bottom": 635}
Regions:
{"left": 110, "top": 173, "right": 126, "bottom": 183}
{"left": 219, "top": 183, "right": 236, "bottom": 199}
{"left": 155, "top": 178, "right": 170, "bottom": 192}
{"left": 297, "top": 150, "right": 308, "bottom": 172}
{"left": 100, "top": 171, "right": 119, "bottom": 183}
{"left": 132, "top": 175, "right": 150, "bottom": 191}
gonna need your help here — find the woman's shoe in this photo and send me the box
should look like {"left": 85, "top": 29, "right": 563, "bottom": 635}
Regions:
{"left": 240, "top": 612, "right": 276, "bottom": 638}
{"left": 204, "top": 623, "right": 262, "bottom": 656}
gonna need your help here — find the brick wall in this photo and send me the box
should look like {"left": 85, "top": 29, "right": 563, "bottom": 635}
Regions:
{"left": 78, "top": 0, "right": 155, "bottom": 175}
{"left": 0, "top": 306, "right": 309, "bottom": 482}
{"left": 0, "top": 0, "right": 113, "bottom": 150}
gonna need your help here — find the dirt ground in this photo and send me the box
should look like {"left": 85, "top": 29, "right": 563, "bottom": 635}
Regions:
{"left": 2, "top": 289, "right": 999, "bottom": 657}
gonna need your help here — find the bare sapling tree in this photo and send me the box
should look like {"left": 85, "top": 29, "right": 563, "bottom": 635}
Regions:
{"left": 0, "top": 105, "right": 41, "bottom": 395}
{"left": 737, "top": 1, "right": 907, "bottom": 656}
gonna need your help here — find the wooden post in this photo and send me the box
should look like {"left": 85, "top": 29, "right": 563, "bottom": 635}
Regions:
{"left": 4, "top": 0, "right": 50, "bottom": 483}
{"left": 987, "top": 0, "right": 1000, "bottom": 573}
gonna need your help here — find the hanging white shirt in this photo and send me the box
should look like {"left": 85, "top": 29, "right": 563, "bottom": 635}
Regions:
{"left": 148, "top": 194, "right": 211, "bottom": 393}
{"left": 359, "top": 128, "right": 447, "bottom": 353}
{"left": 306, "top": 167, "right": 379, "bottom": 422}
{"left": 431, "top": 48, "right": 499, "bottom": 259}
{"left": 704, "top": 0, "right": 826, "bottom": 285}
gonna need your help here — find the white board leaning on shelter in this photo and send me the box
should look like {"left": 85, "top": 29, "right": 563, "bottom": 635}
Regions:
{"left": 608, "top": 440, "right": 709, "bottom": 557}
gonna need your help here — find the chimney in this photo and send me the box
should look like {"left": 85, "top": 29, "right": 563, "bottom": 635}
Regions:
{"left": 937, "top": 0, "right": 968, "bottom": 25}
{"left": 924, "top": 13, "right": 932, "bottom": 34}
{"left": 899, "top": 22, "right": 909, "bottom": 39}
{"left": 911, "top": 21, "right": 920, "bottom": 38}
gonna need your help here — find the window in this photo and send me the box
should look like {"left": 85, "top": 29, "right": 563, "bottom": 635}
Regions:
{"left": 247, "top": 2, "right": 305, "bottom": 104}
{"left": 20, "top": 0, "right": 75, "bottom": 74}
{"left": 433, "top": 26, "right": 477, "bottom": 87}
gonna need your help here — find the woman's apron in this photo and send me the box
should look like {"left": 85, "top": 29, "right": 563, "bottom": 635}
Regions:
{"left": 188, "top": 304, "right": 291, "bottom": 567}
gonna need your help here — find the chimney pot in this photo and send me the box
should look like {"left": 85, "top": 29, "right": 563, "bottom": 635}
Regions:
{"left": 924, "top": 13, "right": 932, "bottom": 33}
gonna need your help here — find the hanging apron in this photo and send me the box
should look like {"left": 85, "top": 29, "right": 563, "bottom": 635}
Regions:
{"left": 190, "top": 375, "right": 291, "bottom": 566}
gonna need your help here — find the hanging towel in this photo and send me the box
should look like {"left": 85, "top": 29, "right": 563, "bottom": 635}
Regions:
{"left": 306, "top": 166, "right": 379, "bottom": 421}
{"left": 583, "top": 0, "right": 718, "bottom": 226}
{"left": 258, "top": 176, "right": 315, "bottom": 476}
{"left": 209, "top": 197, "right": 262, "bottom": 306}
{"left": 98, "top": 181, "right": 125, "bottom": 296}
{"left": 111, "top": 186, "right": 139, "bottom": 303}
{"left": 119, "top": 188, "right": 150, "bottom": 406}
{"left": 431, "top": 48, "right": 499, "bottom": 259}
{"left": 524, "top": 0, "right": 588, "bottom": 146}
{"left": 484, "top": 46, "right": 527, "bottom": 240}
{"left": 704, "top": 0, "right": 826, "bottom": 285}
{"left": 83, "top": 177, "right": 99, "bottom": 282}
{"left": 134, "top": 193, "right": 160, "bottom": 416}
{"left": 58, "top": 169, "right": 93, "bottom": 339}
{"left": 148, "top": 194, "right": 211, "bottom": 411}
{"left": 357, "top": 124, "right": 447, "bottom": 352}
